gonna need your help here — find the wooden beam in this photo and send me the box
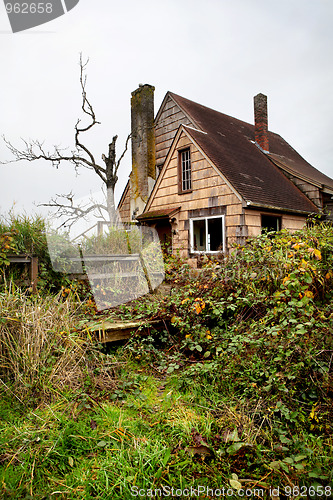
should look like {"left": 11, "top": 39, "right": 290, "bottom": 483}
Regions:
{"left": 87, "top": 319, "right": 163, "bottom": 343}
{"left": 7, "top": 254, "right": 38, "bottom": 293}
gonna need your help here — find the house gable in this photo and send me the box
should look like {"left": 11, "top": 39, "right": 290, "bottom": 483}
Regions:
{"left": 145, "top": 126, "right": 243, "bottom": 253}
{"left": 146, "top": 125, "right": 243, "bottom": 212}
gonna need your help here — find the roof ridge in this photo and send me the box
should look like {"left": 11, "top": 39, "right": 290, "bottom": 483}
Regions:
{"left": 169, "top": 91, "right": 256, "bottom": 131}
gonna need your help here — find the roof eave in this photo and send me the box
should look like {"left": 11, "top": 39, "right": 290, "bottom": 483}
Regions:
{"left": 245, "top": 200, "right": 319, "bottom": 215}
{"left": 267, "top": 154, "right": 333, "bottom": 192}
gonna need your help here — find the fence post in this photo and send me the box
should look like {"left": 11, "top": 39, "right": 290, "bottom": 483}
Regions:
{"left": 30, "top": 256, "right": 38, "bottom": 293}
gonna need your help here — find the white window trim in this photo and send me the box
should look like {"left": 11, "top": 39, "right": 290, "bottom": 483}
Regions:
{"left": 190, "top": 214, "right": 226, "bottom": 254}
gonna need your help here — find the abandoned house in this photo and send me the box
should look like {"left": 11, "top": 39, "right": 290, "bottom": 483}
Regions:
{"left": 118, "top": 84, "right": 333, "bottom": 256}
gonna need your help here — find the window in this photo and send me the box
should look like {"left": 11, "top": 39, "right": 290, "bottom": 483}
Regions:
{"left": 261, "top": 215, "right": 281, "bottom": 233}
{"left": 190, "top": 215, "right": 225, "bottom": 253}
{"left": 179, "top": 149, "right": 192, "bottom": 192}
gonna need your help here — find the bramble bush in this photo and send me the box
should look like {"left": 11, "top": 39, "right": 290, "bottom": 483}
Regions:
{"left": 117, "top": 224, "right": 332, "bottom": 487}
{"left": 128, "top": 224, "right": 333, "bottom": 433}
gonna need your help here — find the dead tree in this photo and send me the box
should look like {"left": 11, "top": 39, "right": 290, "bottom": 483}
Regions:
{"left": 1, "top": 54, "right": 130, "bottom": 228}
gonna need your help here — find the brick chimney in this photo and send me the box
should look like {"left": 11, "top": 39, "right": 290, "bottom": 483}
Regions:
{"left": 130, "top": 84, "right": 156, "bottom": 217}
{"left": 254, "top": 93, "right": 269, "bottom": 152}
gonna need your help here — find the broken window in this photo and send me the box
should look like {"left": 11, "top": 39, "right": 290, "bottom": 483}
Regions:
{"left": 190, "top": 216, "right": 225, "bottom": 253}
{"left": 261, "top": 215, "right": 281, "bottom": 233}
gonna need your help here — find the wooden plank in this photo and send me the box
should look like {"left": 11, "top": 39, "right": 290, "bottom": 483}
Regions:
{"left": 155, "top": 113, "right": 189, "bottom": 133}
{"left": 157, "top": 175, "right": 178, "bottom": 188}
{"left": 226, "top": 215, "right": 242, "bottom": 226}
{"left": 70, "top": 254, "right": 140, "bottom": 263}
{"left": 152, "top": 186, "right": 178, "bottom": 198}
{"left": 7, "top": 255, "right": 31, "bottom": 263}
{"left": 156, "top": 146, "right": 175, "bottom": 161}
{"left": 161, "top": 166, "right": 177, "bottom": 179}
{"left": 84, "top": 272, "right": 164, "bottom": 281}
{"left": 192, "top": 166, "right": 213, "bottom": 180}
{"left": 87, "top": 319, "right": 163, "bottom": 343}
{"left": 156, "top": 110, "right": 189, "bottom": 126}
{"left": 245, "top": 214, "right": 261, "bottom": 226}
{"left": 177, "top": 136, "right": 192, "bottom": 149}
{"left": 7, "top": 254, "right": 38, "bottom": 293}
{"left": 156, "top": 130, "right": 178, "bottom": 144}
{"left": 282, "top": 216, "right": 306, "bottom": 231}
{"left": 153, "top": 194, "right": 179, "bottom": 205}
{"left": 247, "top": 226, "right": 261, "bottom": 237}
{"left": 226, "top": 204, "right": 243, "bottom": 216}
{"left": 190, "top": 185, "right": 220, "bottom": 197}
{"left": 159, "top": 97, "right": 178, "bottom": 112}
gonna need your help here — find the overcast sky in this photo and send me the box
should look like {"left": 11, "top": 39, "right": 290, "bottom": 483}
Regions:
{"left": 1, "top": 0, "right": 332, "bottom": 218}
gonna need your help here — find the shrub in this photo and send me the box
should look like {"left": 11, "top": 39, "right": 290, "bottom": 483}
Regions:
{"left": 0, "top": 213, "right": 70, "bottom": 292}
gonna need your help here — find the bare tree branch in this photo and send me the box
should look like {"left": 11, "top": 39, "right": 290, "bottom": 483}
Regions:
{"left": 1, "top": 54, "right": 130, "bottom": 227}
{"left": 38, "top": 192, "right": 108, "bottom": 230}
{"left": 116, "top": 133, "right": 131, "bottom": 173}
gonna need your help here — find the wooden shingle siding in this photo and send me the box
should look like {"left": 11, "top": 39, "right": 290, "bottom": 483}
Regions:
{"left": 155, "top": 96, "right": 193, "bottom": 168}
{"left": 245, "top": 211, "right": 261, "bottom": 226}
{"left": 282, "top": 214, "right": 307, "bottom": 231}
{"left": 244, "top": 209, "right": 307, "bottom": 237}
{"left": 245, "top": 211, "right": 262, "bottom": 238}
{"left": 118, "top": 88, "right": 329, "bottom": 257}
{"left": 118, "top": 182, "right": 131, "bottom": 223}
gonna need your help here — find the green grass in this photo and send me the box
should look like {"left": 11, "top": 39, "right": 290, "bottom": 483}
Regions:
{"left": 0, "top": 375, "right": 252, "bottom": 498}
{"left": 1, "top": 362, "right": 332, "bottom": 499}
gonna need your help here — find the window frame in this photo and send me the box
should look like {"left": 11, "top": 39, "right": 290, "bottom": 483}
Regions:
{"left": 178, "top": 148, "right": 192, "bottom": 194}
{"left": 189, "top": 214, "right": 226, "bottom": 254}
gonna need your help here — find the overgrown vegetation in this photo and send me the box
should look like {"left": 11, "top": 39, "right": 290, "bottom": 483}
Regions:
{"left": 0, "top": 219, "right": 332, "bottom": 498}
{"left": 0, "top": 213, "right": 70, "bottom": 292}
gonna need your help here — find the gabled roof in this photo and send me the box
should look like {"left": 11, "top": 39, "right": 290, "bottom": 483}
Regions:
{"left": 165, "top": 92, "right": 329, "bottom": 214}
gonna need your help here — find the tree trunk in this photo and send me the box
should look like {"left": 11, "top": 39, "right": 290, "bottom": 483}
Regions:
{"left": 106, "top": 183, "right": 118, "bottom": 226}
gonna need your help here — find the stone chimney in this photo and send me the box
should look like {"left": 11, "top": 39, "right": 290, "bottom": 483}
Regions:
{"left": 254, "top": 93, "right": 269, "bottom": 152}
{"left": 130, "top": 84, "right": 156, "bottom": 217}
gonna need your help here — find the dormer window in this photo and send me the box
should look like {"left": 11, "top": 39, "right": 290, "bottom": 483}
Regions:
{"left": 179, "top": 148, "right": 192, "bottom": 193}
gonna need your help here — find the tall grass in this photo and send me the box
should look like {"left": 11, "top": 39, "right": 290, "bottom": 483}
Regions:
{"left": 0, "top": 212, "right": 46, "bottom": 255}
{"left": 81, "top": 225, "right": 142, "bottom": 255}
{"left": 0, "top": 286, "right": 116, "bottom": 401}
